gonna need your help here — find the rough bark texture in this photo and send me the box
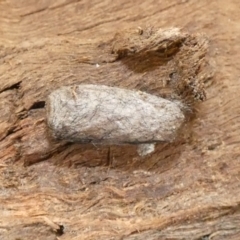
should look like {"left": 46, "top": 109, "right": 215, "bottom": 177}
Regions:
{"left": 0, "top": 0, "right": 240, "bottom": 240}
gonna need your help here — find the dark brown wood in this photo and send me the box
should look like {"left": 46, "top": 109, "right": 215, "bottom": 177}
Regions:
{"left": 0, "top": 0, "right": 240, "bottom": 239}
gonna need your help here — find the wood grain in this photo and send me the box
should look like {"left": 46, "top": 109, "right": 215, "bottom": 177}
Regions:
{"left": 0, "top": 0, "right": 240, "bottom": 239}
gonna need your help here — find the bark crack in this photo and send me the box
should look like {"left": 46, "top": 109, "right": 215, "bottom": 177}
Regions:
{"left": 0, "top": 81, "right": 21, "bottom": 93}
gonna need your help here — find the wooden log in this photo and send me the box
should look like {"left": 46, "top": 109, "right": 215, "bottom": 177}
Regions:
{"left": 0, "top": 0, "right": 240, "bottom": 240}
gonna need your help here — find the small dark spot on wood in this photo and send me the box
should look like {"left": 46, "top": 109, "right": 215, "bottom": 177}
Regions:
{"left": 29, "top": 101, "right": 45, "bottom": 110}
{"left": 56, "top": 224, "right": 64, "bottom": 236}
{"left": 1, "top": 81, "right": 21, "bottom": 93}
{"left": 201, "top": 234, "right": 210, "bottom": 240}
{"left": 6, "top": 126, "right": 18, "bottom": 137}
{"left": 208, "top": 142, "right": 220, "bottom": 150}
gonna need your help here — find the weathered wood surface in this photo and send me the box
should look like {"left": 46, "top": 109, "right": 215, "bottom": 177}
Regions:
{"left": 0, "top": 0, "right": 240, "bottom": 239}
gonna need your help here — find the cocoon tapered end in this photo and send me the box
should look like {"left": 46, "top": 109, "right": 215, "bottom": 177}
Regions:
{"left": 46, "top": 85, "right": 185, "bottom": 145}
